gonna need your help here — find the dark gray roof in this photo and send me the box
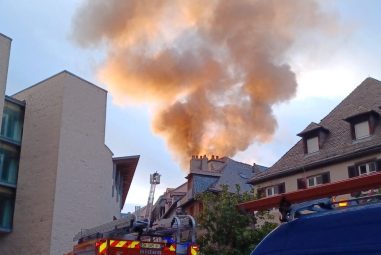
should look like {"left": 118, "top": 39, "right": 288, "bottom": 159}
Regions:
{"left": 251, "top": 77, "right": 381, "bottom": 183}
{"left": 207, "top": 158, "right": 266, "bottom": 193}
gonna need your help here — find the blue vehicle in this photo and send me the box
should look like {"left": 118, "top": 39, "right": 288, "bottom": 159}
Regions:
{"left": 251, "top": 197, "right": 381, "bottom": 254}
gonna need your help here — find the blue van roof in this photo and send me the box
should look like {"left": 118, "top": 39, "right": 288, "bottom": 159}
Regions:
{"left": 251, "top": 202, "right": 381, "bottom": 255}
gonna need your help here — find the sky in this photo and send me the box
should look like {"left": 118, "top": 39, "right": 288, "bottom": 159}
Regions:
{"left": 1, "top": 0, "right": 381, "bottom": 213}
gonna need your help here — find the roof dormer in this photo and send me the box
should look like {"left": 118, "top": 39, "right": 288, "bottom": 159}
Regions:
{"left": 343, "top": 108, "right": 379, "bottom": 141}
{"left": 297, "top": 122, "right": 329, "bottom": 154}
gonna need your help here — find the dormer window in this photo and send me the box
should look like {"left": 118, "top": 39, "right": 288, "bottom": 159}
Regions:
{"left": 306, "top": 137, "right": 319, "bottom": 154}
{"left": 344, "top": 109, "right": 379, "bottom": 141}
{"left": 354, "top": 121, "right": 370, "bottom": 139}
{"left": 298, "top": 122, "right": 329, "bottom": 155}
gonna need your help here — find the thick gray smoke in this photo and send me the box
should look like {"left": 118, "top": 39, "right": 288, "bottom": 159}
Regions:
{"left": 72, "top": 0, "right": 337, "bottom": 167}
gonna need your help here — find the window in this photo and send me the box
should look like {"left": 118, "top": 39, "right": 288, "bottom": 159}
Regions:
{"left": 266, "top": 186, "right": 277, "bottom": 197}
{"left": 258, "top": 183, "right": 285, "bottom": 198}
{"left": 354, "top": 121, "right": 370, "bottom": 140}
{"left": 306, "top": 137, "right": 319, "bottom": 154}
{"left": 0, "top": 186, "right": 15, "bottom": 230}
{"left": 0, "top": 100, "right": 24, "bottom": 143}
{"left": 358, "top": 161, "right": 376, "bottom": 175}
{"left": 348, "top": 160, "right": 380, "bottom": 178}
{"left": 307, "top": 175, "right": 323, "bottom": 187}
{"left": 298, "top": 172, "right": 330, "bottom": 189}
{"left": 0, "top": 143, "right": 20, "bottom": 185}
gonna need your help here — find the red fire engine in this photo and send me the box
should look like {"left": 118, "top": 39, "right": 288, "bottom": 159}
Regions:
{"left": 64, "top": 215, "right": 199, "bottom": 255}
{"left": 65, "top": 238, "right": 199, "bottom": 255}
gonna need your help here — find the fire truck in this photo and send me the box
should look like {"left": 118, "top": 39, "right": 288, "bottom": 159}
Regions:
{"left": 65, "top": 173, "right": 199, "bottom": 255}
{"left": 64, "top": 215, "right": 199, "bottom": 255}
{"left": 238, "top": 172, "right": 381, "bottom": 255}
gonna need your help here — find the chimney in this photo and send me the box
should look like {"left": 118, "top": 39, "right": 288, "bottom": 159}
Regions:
{"left": 190, "top": 155, "right": 202, "bottom": 172}
{"left": 252, "top": 163, "right": 258, "bottom": 173}
{"left": 201, "top": 155, "right": 208, "bottom": 170}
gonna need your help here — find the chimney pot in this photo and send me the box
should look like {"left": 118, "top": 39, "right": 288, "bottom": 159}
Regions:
{"left": 216, "top": 156, "right": 219, "bottom": 159}
{"left": 212, "top": 155, "right": 215, "bottom": 160}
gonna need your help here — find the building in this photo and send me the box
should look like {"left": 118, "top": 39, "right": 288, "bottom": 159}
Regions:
{"left": 178, "top": 155, "right": 266, "bottom": 217}
{"left": 146, "top": 156, "right": 265, "bottom": 229}
{"left": 0, "top": 33, "right": 139, "bottom": 255}
{"left": 150, "top": 182, "right": 187, "bottom": 223}
{"left": 249, "top": 77, "right": 381, "bottom": 198}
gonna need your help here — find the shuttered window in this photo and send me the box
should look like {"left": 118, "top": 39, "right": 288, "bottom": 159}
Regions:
{"left": 354, "top": 121, "right": 370, "bottom": 140}
{"left": 306, "top": 137, "right": 319, "bottom": 154}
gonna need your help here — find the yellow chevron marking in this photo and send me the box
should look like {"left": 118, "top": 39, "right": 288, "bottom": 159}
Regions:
{"left": 128, "top": 241, "right": 140, "bottom": 248}
{"left": 191, "top": 247, "right": 198, "bottom": 255}
{"left": 99, "top": 242, "right": 107, "bottom": 254}
{"left": 169, "top": 244, "right": 176, "bottom": 251}
{"left": 116, "top": 241, "right": 127, "bottom": 247}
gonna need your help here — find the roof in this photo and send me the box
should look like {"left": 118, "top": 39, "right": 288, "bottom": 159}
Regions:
{"left": 12, "top": 70, "right": 107, "bottom": 97}
{"left": 189, "top": 157, "right": 267, "bottom": 195}
{"left": 251, "top": 77, "right": 381, "bottom": 183}
{"left": 209, "top": 158, "right": 259, "bottom": 193}
{"left": 297, "top": 122, "right": 328, "bottom": 137}
{"left": 113, "top": 155, "right": 140, "bottom": 209}
{"left": 0, "top": 32, "right": 12, "bottom": 41}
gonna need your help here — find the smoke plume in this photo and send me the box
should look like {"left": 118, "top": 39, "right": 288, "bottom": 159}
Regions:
{"left": 72, "top": 0, "right": 337, "bottom": 167}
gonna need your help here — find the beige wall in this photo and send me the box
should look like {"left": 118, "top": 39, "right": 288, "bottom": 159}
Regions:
{"left": 0, "top": 72, "right": 120, "bottom": 255}
{"left": 50, "top": 72, "right": 120, "bottom": 255}
{"left": 255, "top": 153, "right": 381, "bottom": 194}
{"left": 0, "top": 34, "right": 11, "bottom": 126}
{"left": 0, "top": 74, "right": 65, "bottom": 254}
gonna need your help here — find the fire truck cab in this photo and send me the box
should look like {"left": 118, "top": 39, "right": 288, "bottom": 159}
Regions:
{"left": 238, "top": 172, "right": 381, "bottom": 255}
{"left": 251, "top": 198, "right": 381, "bottom": 255}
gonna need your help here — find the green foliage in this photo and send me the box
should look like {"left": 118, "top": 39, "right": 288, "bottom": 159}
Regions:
{"left": 196, "top": 185, "right": 277, "bottom": 255}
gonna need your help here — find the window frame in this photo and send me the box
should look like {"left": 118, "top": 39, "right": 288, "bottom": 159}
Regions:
{"left": 307, "top": 174, "right": 323, "bottom": 187}
{"left": 261, "top": 183, "right": 285, "bottom": 198}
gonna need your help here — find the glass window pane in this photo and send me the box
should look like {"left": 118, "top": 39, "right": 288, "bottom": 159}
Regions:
{"left": 359, "top": 165, "right": 367, "bottom": 175}
{"left": 0, "top": 186, "right": 15, "bottom": 230}
{"left": 1, "top": 100, "right": 24, "bottom": 143}
{"left": 369, "top": 162, "right": 376, "bottom": 172}
{"left": 308, "top": 177, "right": 314, "bottom": 187}
{"left": 0, "top": 143, "right": 20, "bottom": 185}
{"left": 316, "top": 175, "right": 323, "bottom": 185}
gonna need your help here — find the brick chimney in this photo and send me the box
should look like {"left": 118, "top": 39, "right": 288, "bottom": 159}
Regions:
{"left": 201, "top": 155, "right": 208, "bottom": 170}
{"left": 190, "top": 155, "right": 201, "bottom": 171}
{"left": 189, "top": 155, "right": 209, "bottom": 172}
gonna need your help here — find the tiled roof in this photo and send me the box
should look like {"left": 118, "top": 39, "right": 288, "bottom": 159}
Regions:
{"left": 251, "top": 77, "right": 381, "bottom": 183}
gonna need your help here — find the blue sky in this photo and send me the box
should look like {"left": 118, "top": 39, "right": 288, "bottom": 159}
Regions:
{"left": 1, "top": 0, "right": 381, "bottom": 212}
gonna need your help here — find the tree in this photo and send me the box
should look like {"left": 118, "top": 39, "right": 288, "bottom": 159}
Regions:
{"left": 196, "top": 185, "right": 277, "bottom": 255}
